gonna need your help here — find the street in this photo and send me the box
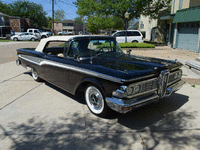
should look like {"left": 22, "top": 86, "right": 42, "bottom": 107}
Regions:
{"left": 0, "top": 41, "right": 39, "bottom": 64}
{"left": 0, "top": 42, "right": 200, "bottom": 150}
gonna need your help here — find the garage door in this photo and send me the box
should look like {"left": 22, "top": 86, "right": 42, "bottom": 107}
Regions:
{"left": 177, "top": 23, "right": 199, "bottom": 52}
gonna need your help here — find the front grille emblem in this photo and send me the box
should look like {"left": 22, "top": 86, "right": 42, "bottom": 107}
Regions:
{"left": 158, "top": 70, "right": 169, "bottom": 98}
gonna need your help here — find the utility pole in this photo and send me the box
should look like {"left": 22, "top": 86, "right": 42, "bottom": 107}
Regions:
{"left": 52, "top": 0, "right": 54, "bottom": 36}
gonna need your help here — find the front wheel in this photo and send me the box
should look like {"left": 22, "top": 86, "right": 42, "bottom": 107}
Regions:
{"left": 13, "top": 37, "right": 18, "bottom": 41}
{"left": 85, "top": 84, "right": 110, "bottom": 117}
{"left": 31, "top": 38, "right": 36, "bottom": 41}
{"left": 31, "top": 68, "right": 42, "bottom": 82}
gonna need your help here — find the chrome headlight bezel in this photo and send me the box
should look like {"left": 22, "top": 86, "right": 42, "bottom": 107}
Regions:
{"left": 112, "top": 85, "right": 127, "bottom": 99}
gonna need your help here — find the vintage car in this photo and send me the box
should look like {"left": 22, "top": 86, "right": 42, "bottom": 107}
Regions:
{"left": 16, "top": 35, "right": 185, "bottom": 117}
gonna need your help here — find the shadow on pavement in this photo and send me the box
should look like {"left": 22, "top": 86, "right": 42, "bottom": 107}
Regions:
{"left": 9, "top": 71, "right": 199, "bottom": 149}
{"left": 118, "top": 93, "right": 189, "bottom": 130}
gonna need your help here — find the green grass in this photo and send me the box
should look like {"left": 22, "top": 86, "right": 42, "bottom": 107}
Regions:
{"left": 118, "top": 42, "right": 155, "bottom": 48}
{"left": 0, "top": 39, "right": 12, "bottom": 42}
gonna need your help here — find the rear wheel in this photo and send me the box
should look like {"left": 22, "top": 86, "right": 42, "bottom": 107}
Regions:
{"left": 31, "top": 68, "right": 42, "bottom": 82}
{"left": 31, "top": 38, "right": 36, "bottom": 41}
{"left": 13, "top": 37, "right": 18, "bottom": 41}
{"left": 85, "top": 84, "right": 110, "bottom": 117}
{"left": 132, "top": 40, "right": 138, "bottom": 43}
{"left": 41, "top": 35, "right": 47, "bottom": 39}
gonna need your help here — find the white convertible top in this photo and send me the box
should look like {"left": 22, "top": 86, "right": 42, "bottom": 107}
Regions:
{"left": 35, "top": 35, "right": 76, "bottom": 52}
{"left": 35, "top": 35, "right": 104, "bottom": 52}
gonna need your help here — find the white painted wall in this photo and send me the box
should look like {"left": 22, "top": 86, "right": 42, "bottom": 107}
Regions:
{"left": 139, "top": 15, "right": 157, "bottom": 41}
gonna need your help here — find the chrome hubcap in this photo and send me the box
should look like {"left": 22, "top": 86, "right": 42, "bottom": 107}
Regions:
{"left": 89, "top": 92, "right": 102, "bottom": 109}
{"left": 86, "top": 86, "right": 104, "bottom": 114}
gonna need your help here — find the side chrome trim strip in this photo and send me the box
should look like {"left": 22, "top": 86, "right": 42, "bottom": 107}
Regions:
{"left": 18, "top": 54, "right": 156, "bottom": 83}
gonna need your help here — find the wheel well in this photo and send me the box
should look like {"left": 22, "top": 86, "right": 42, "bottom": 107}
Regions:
{"left": 132, "top": 40, "right": 138, "bottom": 43}
{"left": 75, "top": 81, "right": 105, "bottom": 96}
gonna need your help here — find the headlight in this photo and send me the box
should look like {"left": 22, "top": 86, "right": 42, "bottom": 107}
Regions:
{"left": 133, "top": 85, "right": 141, "bottom": 94}
{"left": 112, "top": 78, "right": 157, "bottom": 99}
{"left": 174, "top": 70, "right": 182, "bottom": 80}
{"left": 127, "top": 87, "right": 133, "bottom": 96}
{"left": 112, "top": 86, "right": 127, "bottom": 98}
{"left": 112, "top": 84, "right": 141, "bottom": 98}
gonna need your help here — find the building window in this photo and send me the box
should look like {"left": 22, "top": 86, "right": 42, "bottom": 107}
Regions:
{"left": 140, "top": 23, "right": 144, "bottom": 29}
{"left": 56, "top": 23, "right": 59, "bottom": 27}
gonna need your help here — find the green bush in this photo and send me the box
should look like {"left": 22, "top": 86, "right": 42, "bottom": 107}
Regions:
{"left": 119, "top": 43, "right": 155, "bottom": 48}
{"left": 140, "top": 31, "right": 146, "bottom": 38}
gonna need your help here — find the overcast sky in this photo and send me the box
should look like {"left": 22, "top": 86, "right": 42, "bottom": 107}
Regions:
{"left": 3, "top": 0, "right": 78, "bottom": 19}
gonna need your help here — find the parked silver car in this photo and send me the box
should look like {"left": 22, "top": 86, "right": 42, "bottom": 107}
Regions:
{"left": 10, "top": 33, "right": 39, "bottom": 41}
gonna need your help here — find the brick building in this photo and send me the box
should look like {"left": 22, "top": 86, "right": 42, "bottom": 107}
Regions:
{"left": 53, "top": 19, "right": 83, "bottom": 35}
{"left": 9, "top": 16, "right": 32, "bottom": 32}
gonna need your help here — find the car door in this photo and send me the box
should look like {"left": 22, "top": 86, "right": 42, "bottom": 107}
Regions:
{"left": 113, "top": 31, "right": 125, "bottom": 43}
{"left": 128, "top": 31, "right": 142, "bottom": 43}
{"left": 43, "top": 41, "right": 71, "bottom": 92}
{"left": 65, "top": 40, "right": 92, "bottom": 94}
{"left": 19, "top": 34, "right": 25, "bottom": 40}
{"left": 34, "top": 30, "right": 41, "bottom": 38}
{"left": 23, "top": 33, "right": 30, "bottom": 40}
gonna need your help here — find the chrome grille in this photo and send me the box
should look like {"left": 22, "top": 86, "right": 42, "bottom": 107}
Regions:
{"left": 140, "top": 78, "right": 158, "bottom": 93}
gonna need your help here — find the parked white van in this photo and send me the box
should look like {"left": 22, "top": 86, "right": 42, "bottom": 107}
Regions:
{"left": 112, "top": 30, "right": 143, "bottom": 43}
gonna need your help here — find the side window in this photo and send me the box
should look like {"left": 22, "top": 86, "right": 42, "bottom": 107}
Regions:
{"left": 29, "top": 30, "right": 32, "bottom": 33}
{"left": 43, "top": 41, "right": 69, "bottom": 57}
{"left": 132, "top": 31, "right": 141, "bottom": 36}
{"left": 67, "top": 41, "right": 79, "bottom": 57}
{"left": 115, "top": 32, "right": 125, "bottom": 37}
{"left": 127, "top": 31, "right": 132, "bottom": 36}
{"left": 34, "top": 30, "right": 39, "bottom": 33}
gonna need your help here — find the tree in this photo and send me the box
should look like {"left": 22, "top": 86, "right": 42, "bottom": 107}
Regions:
{"left": 75, "top": 16, "right": 83, "bottom": 24}
{"left": 0, "top": 1, "right": 10, "bottom": 15}
{"left": 55, "top": 10, "right": 65, "bottom": 22}
{"left": 75, "top": 0, "right": 172, "bottom": 30}
{"left": 47, "top": 17, "right": 52, "bottom": 29}
{"left": 86, "top": 15, "right": 123, "bottom": 34}
{"left": 0, "top": 0, "right": 48, "bottom": 27}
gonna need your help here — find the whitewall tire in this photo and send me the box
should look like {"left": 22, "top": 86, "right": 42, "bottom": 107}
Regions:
{"left": 85, "top": 84, "right": 109, "bottom": 117}
{"left": 31, "top": 68, "right": 42, "bottom": 82}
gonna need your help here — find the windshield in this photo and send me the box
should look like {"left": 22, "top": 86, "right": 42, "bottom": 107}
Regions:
{"left": 69, "top": 38, "right": 124, "bottom": 57}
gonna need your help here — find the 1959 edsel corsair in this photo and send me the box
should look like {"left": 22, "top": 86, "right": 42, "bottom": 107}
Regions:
{"left": 16, "top": 35, "right": 185, "bottom": 117}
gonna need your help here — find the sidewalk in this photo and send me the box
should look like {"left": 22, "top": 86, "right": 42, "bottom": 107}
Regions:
{"left": 0, "top": 61, "right": 200, "bottom": 150}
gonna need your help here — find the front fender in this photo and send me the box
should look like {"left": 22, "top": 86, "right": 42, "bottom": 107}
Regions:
{"left": 74, "top": 78, "right": 105, "bottom": 95}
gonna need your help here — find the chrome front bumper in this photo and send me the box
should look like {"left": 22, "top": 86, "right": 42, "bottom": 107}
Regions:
{"left": 106, "top": 80, "right": 185, "bottom": 114}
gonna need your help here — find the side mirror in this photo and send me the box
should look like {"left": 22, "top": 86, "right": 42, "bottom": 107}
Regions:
{"left": 126, "top": 49, "right": 132, "bottom": 55}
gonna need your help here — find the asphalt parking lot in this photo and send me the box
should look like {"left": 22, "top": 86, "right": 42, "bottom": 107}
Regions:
{"left": 1, "top": 42, "right": 200, "bottom": 150}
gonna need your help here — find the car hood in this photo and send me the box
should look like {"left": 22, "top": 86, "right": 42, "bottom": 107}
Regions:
{"left": 81, "top": 53, "right": 182, "bottom": 81}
